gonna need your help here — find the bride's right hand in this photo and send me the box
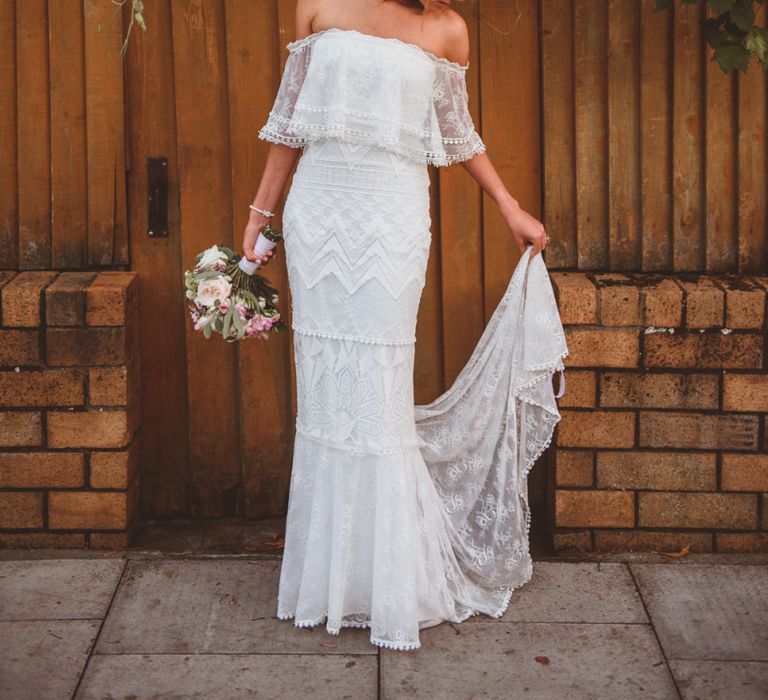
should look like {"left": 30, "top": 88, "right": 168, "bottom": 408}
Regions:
{"left": 501, "top": 198, "right": 548, "bottom": 257}
{"left": 242, "top": 215, "right": 276, "bottom": 267}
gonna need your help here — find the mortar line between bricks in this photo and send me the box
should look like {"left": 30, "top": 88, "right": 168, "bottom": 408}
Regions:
{"left": 626, "top": 565, "right": 683, "bottom": 700}
{"left": 69, "top": 557, "right": 129, "bottom": 699}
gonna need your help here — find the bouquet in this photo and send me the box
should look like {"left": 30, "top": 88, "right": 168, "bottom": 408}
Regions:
{"left": 184, "top": 223, "right": 285, "bottom": 342}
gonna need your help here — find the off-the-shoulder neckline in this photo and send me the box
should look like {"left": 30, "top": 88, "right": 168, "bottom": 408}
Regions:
{"left": 286, "top": 27, "right": 470, "bottom": 72}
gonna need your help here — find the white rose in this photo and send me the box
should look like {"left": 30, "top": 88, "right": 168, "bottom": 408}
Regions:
{"left": 195, "top": 276, "right": 232, "bottom": 307}
{"left": 198, "top": 245, "right": 227, "bottom": 270}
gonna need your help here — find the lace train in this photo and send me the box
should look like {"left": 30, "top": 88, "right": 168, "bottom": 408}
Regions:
{"left": 276, "top": 137, "right": 566, "bottom": 650}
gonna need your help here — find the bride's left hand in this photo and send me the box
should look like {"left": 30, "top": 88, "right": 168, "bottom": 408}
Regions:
{"left": 501, "top": 199, "right": 548, "bottom": 257}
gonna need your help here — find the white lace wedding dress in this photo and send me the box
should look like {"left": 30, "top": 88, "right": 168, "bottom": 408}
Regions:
{"left": 258, "top": 27, "right": 567, "bottom": 651}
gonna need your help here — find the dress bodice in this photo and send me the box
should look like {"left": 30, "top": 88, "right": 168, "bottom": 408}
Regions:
{"left": 258, "top": 28, "right": 486, "bottom": 166}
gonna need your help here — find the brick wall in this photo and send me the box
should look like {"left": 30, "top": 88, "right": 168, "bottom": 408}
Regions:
{"left": 551, "top": 272, "right": 767, "bottom": 553}
{"left": 0, "top": 271, "right": 141, "bottom": 549}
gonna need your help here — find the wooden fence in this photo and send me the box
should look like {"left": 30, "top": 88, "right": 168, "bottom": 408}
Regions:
{"left": 0, "top": 0, "right": 765, "bottom": 518}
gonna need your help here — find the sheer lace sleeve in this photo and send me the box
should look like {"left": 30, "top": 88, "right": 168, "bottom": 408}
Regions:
{"left": 257, "top": 29, "right": 487, "bottom": 165}
{"left": 431, "top": 62, "right": 486, "bottom": 165}
{"left": 257, "top": 40, "right": 313, "bottom": 148}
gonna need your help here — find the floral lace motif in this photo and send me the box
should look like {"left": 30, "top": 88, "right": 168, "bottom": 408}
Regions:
{"left": 258, "top": 28, "right": 486, "bottom": 166}
{"left": 275, "top": 137, "right": 567, "bottom": 651}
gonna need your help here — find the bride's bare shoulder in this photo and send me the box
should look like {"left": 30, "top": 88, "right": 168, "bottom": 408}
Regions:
{"left": 432, "top": 8, "right": 470, "bottom": 66}
{"left": 294, "top": 0, "right": 325, "bottom": 40}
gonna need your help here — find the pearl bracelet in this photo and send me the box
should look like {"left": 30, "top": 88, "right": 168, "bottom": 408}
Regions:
{"left": 249, "top": 204, "right": 275, "bottom": 217}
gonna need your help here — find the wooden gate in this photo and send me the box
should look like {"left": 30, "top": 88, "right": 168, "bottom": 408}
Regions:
{"left": 2, "top": 0, "right": 765, "bottom": 519}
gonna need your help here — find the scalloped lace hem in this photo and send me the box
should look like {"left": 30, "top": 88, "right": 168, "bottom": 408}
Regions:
{"left": 274, "top": 561, "right": 533, "bottom": 652}
{"left": 258, "top": 127, "right": 487, "bottom": 167}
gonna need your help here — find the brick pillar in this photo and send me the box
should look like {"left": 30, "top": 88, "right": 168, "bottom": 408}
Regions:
{"left": 0, "top": 271, "right": 141, "bottom": 549}
{"left": 551, "top": 272, "right": 767, "bottom": 553}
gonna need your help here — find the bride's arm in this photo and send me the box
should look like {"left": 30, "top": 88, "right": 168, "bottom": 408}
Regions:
{"left": 460, "top": 153, "right": 548, "bottom": 257}
{"left": 242, "top": 145, "right": 300, "bottom": 265}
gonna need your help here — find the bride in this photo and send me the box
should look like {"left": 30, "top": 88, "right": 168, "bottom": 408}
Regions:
{"left": 242, "top": 0, "right": 567, "bottom": 651}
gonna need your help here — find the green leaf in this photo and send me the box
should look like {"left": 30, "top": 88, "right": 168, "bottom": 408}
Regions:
{"left": 222, "top": 306, "right": 233, "bottom": 340}
{"left": 655, "top": 0, "right": 671, "bottom": 9}
{"left": 203, "top": 320, "right": 212, "bottom": 339}
{"left": 714, "top": 42, "right": 751, "bottom": 71}
{"left": 745, "top": 26, "right": 768, "bottom": 65}
{"left": 710, "top": 0, "right": 735, "bottom": 13}
{"left": 730, "top": 0, "right": 756, "bottom": 31}
{"left": 232, "top": 307, "right": 244, "bottom": 339}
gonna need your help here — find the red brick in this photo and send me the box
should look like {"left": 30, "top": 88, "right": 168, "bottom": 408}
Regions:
{"left": 722, "top": 279, "right": 766, "bottom": 330}
{"left": 716, "top": 533, "right": 768, "bottom": 553}
{"left": 0, "top": 533, "right": 85, "bottom": 548}
{"left": 565, "top": 329, "right": 640, "bottom": 368}
{"left": 556, "top": 450, "right": 593, "bottom": 486}
{"left": 553, "top": 530, "right": 592, "bottom": 551}
{"left": 1, "top": 271, "right": 58, "bottom": 327}
{"left": 639, "top": 412, "right": 758, "bottom": 450}
{"left": 596, "top": 451, "right": 716, "bottom": 490}
{"left": 594, "top": 530, "right": 713, "bottom": 553}
{"left": 557, "top": 370, "right": 596, "bottom": 408}
{"left": 90, "top": 441, "right": 139, "bottom": 489}
{"left": 558, "top": 410, "right": 636, "bottom": 448}
{"left": 551, "top": 273, "right": 597, "bottom": 325}
{"left": 594, "top": 275, "right": 640, "bottom": 326}
{"left": 47, "top": 409, "right": 138, "bottom": 448}
{"left": 49, "top": 490, "right": 132, "bottom": 529}
{"left": 0, "top": 412, "right": 42, "bottom": 447}
{"left": 639, "top": 492, "right": 756, "bottom": 529}
{"left": 0, "top": 492, "right": 43, "bottom": 528}
{"left": 721, "top": 454, "right": 768, "bottom": 491}
{"left": 89, "top": 354, "right": 140, "bottom": 408}
{"left": 642, "top": 278, "right": 683, "bottom": 327}
{"left": 86, "top": 272, "right": 139, "bottom": 326}
{"left": 680, "top": 277, "right": 725, "bottom": 329}
{"left": 764, "top": 494, "right": 768, "bottom": 529}
{"left": 46, "top": 327, "right": 135, "bottom": 366}
{"left": 45, "top": 272, "right": 99, "bottom": 327}
{"left": 0, "top": 329, "right": 40, "bottom": 367}
{"left": 0, "top": 452, "right": 84, "bottom": 488}
{"left": 643, "top": 332, "right": 763, "bottom": 369}
{"left": 0, "top": 369, "right": 85, "bottom": 407}
{"left": 600, "top": 372, "right": 719, "bottom": 409}
{"left": 723, "top": 373, "right": 768, "bottom": 412}
{"left": 555, "top": 490, "right": 635, "bottom": 528}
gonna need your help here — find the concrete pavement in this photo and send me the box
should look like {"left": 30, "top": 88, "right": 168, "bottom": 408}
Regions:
{"left": 1, "top": 549, "right": 767, "bottom": 699}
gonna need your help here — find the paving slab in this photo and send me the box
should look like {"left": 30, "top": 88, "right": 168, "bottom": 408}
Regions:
{"left": 97, "top": 559, "right": 375, "bottom": 655}
{"left": 0, "top": 619, "right": 100, "bottom": 700}
{"left": 76, "top": 653, "right": 377, "bottom": 699}
{"left": 469, "top": 562, "right": 647, "bottom": 624}
{"left": 0, "top": 559, "right": 124, "bottom": 620}
{"left": 631, "top": 563, "right": 768, "bottom": 661}
{"left": 382, "top": 621, "right": 677, "bottom": 699}
{"left": 669, "top": 660, "right": 768, "bottom": 700}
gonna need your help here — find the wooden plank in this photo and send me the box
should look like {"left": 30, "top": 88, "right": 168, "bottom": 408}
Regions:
{"left": 541, "top": 0, "right": 576, "bottom": 269}
{"left": 574, "top": 0, "right": 608, "bottom": 269}
{"left": 736, "top": 8, "right": 767, "bottom": 273}
{"left": 171, "top": 0, "right": 241, "bottom": 517}
{"left": 84, "top": 0, "right": 128, "bottom": 266}
{"left": 277, "top": 0, "right": 298, "bottom": 424}
{"left": 640, "top": 0, "right": 672, "bottom": 271}
{"left": 48, "top": 0, "right": 87, "bottom": 269}
{"left": 16, "top": 0, "right": 51, "bottom": 269}
{"left": 479, "top": 0, "right": 541, "bottom": 317}
{"left": 123, "top": 0, "right": 190, "bottom": 516}
{"left": 704, "top": 3, "right": 737, "bottom": 272}
{"left": 226, "top": 0, "right": 294, "bottom": 518}
{"left": 0, "top": 0, "right": 18, "bottom": 269}
{"left": 437, "top": 0, "right": 483, "bottom": 387}
{"left": 607, "top": 0, "right": 641, "bottom": 269}
{"left": 672, "top": 0, "right": 705, "bottom": 271}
